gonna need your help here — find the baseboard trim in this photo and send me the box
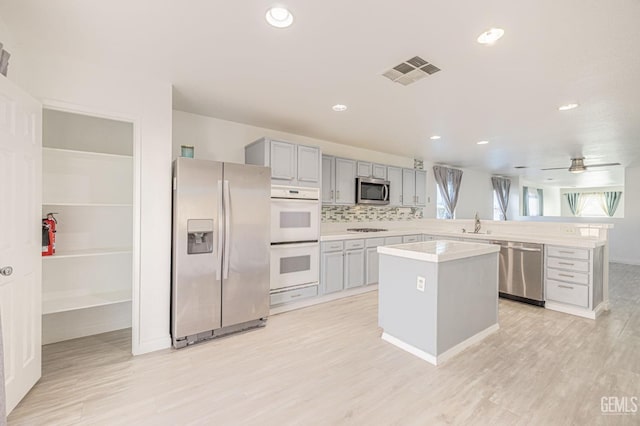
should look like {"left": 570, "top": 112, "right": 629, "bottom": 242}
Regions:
{"left": 609, "top": 259, "right": 640, "bottom": 266}
{"left": 270, "top": 285, "right": 378, "bottom": 315}
{"left": 381, "top": 323, "right": 499, "bottom": 366}
{"left": 545, "top": 301, "right": 596, "bottom": 319}
{"left": 134, "top": 335, "right": 171, "bottom": 355}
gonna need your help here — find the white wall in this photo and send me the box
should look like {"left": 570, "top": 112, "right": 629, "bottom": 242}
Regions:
{"left": 9, "top": 49, "right": 173, "bottom": 354}
{"left": 173, "top": 110, "right": 495, "bottom": 220}
{"left": 510, "top": 168, "right": 640, "bottom": 265}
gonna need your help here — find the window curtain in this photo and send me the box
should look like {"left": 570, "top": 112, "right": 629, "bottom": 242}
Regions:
{"left": 600, "top": 191, "right": 622, "bottom": 217}
{"left": 491, "top": 177, "right": 511, "bottom": 220}
{"left": 433, "top": 165, "right": 463, "bottom": 219}
{"left": 522, "top": 186, "right": 530, "bottom": 216}
{"left": 565, "top": 192, "right": 586, "bottom": 216}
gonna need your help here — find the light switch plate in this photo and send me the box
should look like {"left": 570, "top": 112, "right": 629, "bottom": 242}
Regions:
{"left": 416, "top": 276, "right": 426, "bottom": 292}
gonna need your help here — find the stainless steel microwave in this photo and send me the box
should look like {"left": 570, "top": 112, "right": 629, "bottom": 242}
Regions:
{"left": 356, "top": 177, "right": 390, "bottom": 205}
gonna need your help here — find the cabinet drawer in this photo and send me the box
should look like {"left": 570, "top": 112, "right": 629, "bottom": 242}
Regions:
{"left": 546, "top": 279, "right": 588, "bottom": 308}
{"left": 384, "top": 236, "right": 403, "bottom": 245}
{"left": 547, "top": 257, "right": 589, "bottom": 273}
{"left": 402, "top": 235, "right": 420, "bottom": 243}
{"left": 345, "top": 239, "right": 365, "bottom": 250}
{"left": 270, "top": 285, "right": 318, "bottom": 306}
{"left": 547, "top": 246, "right": 589, "bottom": 260}
{"left": 366, "top": 237, "right": 385, "bottom": 248}
{"left": 322, "top": 241, "right": 344, "bottom": 252}
{"left": 547, "top": 268, "right": 589, "bottom": 285}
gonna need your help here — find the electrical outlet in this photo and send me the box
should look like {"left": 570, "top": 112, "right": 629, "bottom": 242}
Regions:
{"left": 416, "top": 276, "right": 426, "bottom": 292}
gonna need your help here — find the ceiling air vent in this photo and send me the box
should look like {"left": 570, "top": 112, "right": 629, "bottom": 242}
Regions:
{"left": 382, "top": 56, "right": 441, "bottom": 86}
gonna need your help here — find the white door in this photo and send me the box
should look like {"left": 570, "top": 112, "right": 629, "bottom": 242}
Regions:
{"left": 0, "top": 76, "right": 42, "bottom": 414}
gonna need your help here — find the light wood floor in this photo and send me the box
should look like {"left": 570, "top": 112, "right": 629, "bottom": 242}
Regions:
{"left": 9, "top": 263, "right": 640, "bottom": 425}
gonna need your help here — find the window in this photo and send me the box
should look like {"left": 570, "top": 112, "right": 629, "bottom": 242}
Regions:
{"left": 526, "top": 190, "right": 541, "bottom": 216}
{"left": 571, "top": 193, "right": 607, "bottom": 217}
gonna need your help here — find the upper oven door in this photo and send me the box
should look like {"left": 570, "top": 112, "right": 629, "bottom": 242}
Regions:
{"left": 357, "top": 177, "right": 390, "bottom": 205}
{"left": 271, "top": 198, "right": 319, "bottom": 243}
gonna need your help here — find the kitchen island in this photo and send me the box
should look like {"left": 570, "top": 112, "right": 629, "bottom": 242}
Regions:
{"left": 378, "top": 240, "right": 500, "bottom": 365}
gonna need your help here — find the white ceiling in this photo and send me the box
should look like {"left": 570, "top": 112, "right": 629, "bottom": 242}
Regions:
{"left": 2, "top": 0, "right": 640, "bottom": 184}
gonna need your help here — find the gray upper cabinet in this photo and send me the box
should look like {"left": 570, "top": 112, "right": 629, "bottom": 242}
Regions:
{"left": 335, "top": 158, "right": 356, "bottom": 205}
{"left": 245, "top": 137, "right": 320, "bottom": 187}
{"left": 271, "top": 141, "right": 297, "bottom": 181}
{"left": 297, "top": 145, "right": 320, "bottom": 183}
{"left": 387, "top": 166, "right": 403, "bottom": 206}
{"left": 321, "top": 155, "right": 335, "bottom": 204}
{"left": 402, "top": 168, "right": 416, "bottom": 206}
{"left": 372, "top": 164, "right": 387, "bottom": 180}
{"left": 356, "top": 161, "right": 372, "bottom": 177}
{"left": 415, "top": 170, "right": 426, "bottom": 206}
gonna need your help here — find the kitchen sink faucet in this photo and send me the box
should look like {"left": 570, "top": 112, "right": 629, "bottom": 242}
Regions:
{"left": 474, "top": 212, "right": 481, "bottom": 234}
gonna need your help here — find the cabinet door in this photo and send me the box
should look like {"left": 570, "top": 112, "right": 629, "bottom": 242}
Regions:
{"left": 387, "top": 166, "right": 403, "bottom": 206}
{"left": 321, "top": 155, "right": 335, "bottom": 204}
{"left": 356, "top": 161, "right": 372, "bottom": 177}
{"left": 365, "top": 247, "right": 379, "bottom": 285}
{"left": 297, "top": 145, "right": 320, "bottom": 184}
{"left": 402, "top": 168, "right": 416, "bottom": 206}
{"left": 372, "top": 164, "right": 387, "bottom": 180}
{"left": 344, "top": 249, "right": 365, "bottom": 289}
{"left": 322, "top": 251, "right": 344, "bottom": 294}
{"left": 335, "top": 158, "right": 356, "bottom": 205}
{"left": 415, "top": 170, "right": 426, "bottom": 206}
{"left": 270, "top": 141, "right": 297, "bottom": 181}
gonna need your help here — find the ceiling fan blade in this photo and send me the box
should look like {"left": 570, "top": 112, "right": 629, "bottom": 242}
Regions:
{"left": 585, "top": 162, "right": 621, "bottom": 168}
{"left": 540, "top": 167, "right": 567, "bottom": 171}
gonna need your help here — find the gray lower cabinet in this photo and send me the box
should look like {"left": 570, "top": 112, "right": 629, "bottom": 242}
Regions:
{"left": 344, "top": 240, "right": 365, "bottom": 289}
{"left": 544, "top": 245, "right": 604, "bottom": 317}
{"left": 365, "top": 237, "right": 385, "bottom": 285}
{"left": 402, "top": 234, "right": 420, "bottom": 243}
{"left": 321, "top": 241, "right": 345, "bottom": 294}
{"left": 384, "top": 236, "right": 403, "bottom": 245}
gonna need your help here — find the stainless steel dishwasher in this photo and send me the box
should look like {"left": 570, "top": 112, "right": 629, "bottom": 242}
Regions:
{"left": 491, "top": 240, "right": 544, "bottom": 306}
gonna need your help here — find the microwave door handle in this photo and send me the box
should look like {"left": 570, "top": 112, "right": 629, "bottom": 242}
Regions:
{"left": 383, "top": 184, "right": 389, "bottom": 201}
{"left": 216, "top": 180, "right": 223, "bottom": 281}
{"left": 223, "top": 180, "right": 231, "bottom": 279}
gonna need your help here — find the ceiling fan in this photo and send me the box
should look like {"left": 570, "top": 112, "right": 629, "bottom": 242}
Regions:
{"left": 540, "top": 158, "right": 621, "bottom": 174}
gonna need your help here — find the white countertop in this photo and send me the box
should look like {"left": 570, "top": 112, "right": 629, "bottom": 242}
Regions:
{"left": 378, "top": 240, "right": 500, "bottom": 263}
{"left": 321, "top": 228, "right": 606, "bottom": 248}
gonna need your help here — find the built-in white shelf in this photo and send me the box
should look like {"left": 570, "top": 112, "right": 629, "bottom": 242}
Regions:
{"left": 42, "top": 247, "right": 132, "bottom": 260}
{"left": 42, "top": 202, "right": 133, "bottom": 207}
{"left": 42, "top": 147, "right": 133, "bottom": 159}
{"left": 43, "top": 290, "right": 132, "bottom": 315}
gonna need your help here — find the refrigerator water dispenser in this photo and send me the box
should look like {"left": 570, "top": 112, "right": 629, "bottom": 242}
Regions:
{"left": 187, "top": 219, "right": 214, "bottom": 254}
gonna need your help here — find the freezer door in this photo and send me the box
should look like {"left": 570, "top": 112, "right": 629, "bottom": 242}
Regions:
{"left": 221, "top": 162, "right": 271, "bottom": 327}
{"left": 172, "top": 158, "right": 223, "bottom": 342}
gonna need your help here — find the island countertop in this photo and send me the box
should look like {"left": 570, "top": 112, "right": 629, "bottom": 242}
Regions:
{"left": 377, "top": 240, "right": 500, "bottom": 263}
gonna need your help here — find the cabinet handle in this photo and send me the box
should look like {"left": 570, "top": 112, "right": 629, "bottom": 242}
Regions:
{"left": 337, "top": 190, "right": 340, "bottom": 200}
{"left": 558, "top": 284, "right": 574, "bottom": 290}
{"left": 558, "top": 262, "right": 574, "bottom": 266}
{"left": 559, "top": 273, "right": 574, "bottom": 278}
{"left": 559, "top": 251, "right": 575, "bottom": 254}
{"left": 330, "top": 190, "right": 334, "bottom": 200}
{"left": 400, "top": 195, "right": 403, "bottom": 202}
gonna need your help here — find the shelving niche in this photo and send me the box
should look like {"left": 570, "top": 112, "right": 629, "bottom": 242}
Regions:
{"left": 42, "top": 109, "right": 134, "bottom": 344}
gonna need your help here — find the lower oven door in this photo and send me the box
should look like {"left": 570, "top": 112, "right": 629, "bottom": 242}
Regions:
{"left": 271, "top": 198, "right": 319, "bottom": 243}
{"left": 270, "top": 242, "right": 319, "bottom": 291}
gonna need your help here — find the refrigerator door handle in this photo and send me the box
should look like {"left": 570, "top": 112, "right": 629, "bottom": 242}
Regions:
{"left": 223, "top": 180, "right": 231, "bottom": 279}
{"left": 216, "top": 180, "right": 223, "bottom": 281}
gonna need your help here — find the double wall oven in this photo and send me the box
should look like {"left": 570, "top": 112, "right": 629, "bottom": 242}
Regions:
{"left": 270, "top": 186, "right": 320, "bottom": 299}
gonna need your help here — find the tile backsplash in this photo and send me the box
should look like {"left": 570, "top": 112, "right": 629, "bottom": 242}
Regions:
{"left": 322, "top": 205, "right": 423, "bottom": 222}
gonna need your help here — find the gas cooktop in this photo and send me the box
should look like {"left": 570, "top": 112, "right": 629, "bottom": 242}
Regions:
{"left": 346, "top": 228, "right": 388, "bottom": 233}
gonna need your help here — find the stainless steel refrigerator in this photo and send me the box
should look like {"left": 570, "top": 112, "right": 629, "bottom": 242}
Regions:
{"left": 171, "top": 158, "right": 271, "bottom": 348}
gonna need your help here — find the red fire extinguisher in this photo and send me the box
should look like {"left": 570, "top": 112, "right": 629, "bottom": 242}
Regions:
{"left": 42, "top": 213, "right": 57, "bottom": 256}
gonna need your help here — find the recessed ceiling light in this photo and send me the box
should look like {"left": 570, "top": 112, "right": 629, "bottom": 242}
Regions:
{"left": 559, "top": 103, "right": 579, "bottom": 111}
{"left": 477, "top": 28, "right": 505, "bottom": 45}
{"left": 477, "top": 140, "right": 489, "bottom": 145}
{"left": 265, "top": 6, "right": 294, "bottom": 28}
{"left": 430, "top": 135, "right": 441, "bottom": 140}
{"left": 332, "top": 104, "right": 347, "bottom": 112}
